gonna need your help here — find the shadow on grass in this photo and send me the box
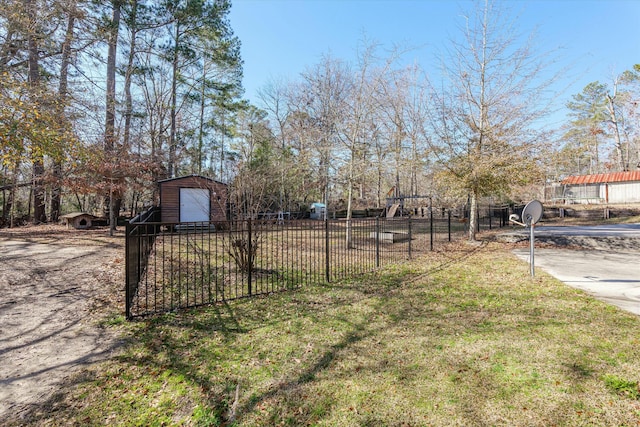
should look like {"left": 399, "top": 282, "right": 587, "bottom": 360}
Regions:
{"left": 121, "top": 270, "right": 407, "bottom": 425}
{"left": 108, "top": 243, "right": 507, "bottom": 425}
{"left": 114, "top": 302, "right": 246, "bottom": 422}
{"left": 234, "top": 316, "right": 375, "bottom": 425}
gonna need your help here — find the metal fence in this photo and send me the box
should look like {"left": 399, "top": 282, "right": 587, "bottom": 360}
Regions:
{"left": 125, "top": 206, "right": 509, "bottom": 319}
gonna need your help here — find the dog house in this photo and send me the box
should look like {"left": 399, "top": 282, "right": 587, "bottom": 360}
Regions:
{"left": 158, "top": 175, "right": 228, "bottom": 223}
{"left": 60, "top": 212, "right": 97, "bottom": 229}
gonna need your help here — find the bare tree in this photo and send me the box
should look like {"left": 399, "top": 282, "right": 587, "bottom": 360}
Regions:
{"left": 375, "top": 62, "right": 429, "bottom": 204}
{"left": 425, "top": 0, "right": 557, "bottom": 240}
{"left": 339, "top": 42, "right": 385, "bottom": 247}
{"left": 258, "top": 77, "right": 292, "bottom": 210}
{"left": 299, "top": 54, "right": 349, "bottom": 216}
{"left": 601, "top": 67, "right": 640, "bottom": 172}
{"left": 605, "top": 75, "right": 627, "bottom": 171}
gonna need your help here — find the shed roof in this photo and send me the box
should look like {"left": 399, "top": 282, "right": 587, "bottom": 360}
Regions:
{"left": 562, "top": 171, "right": 640, "bottom": 185}
{"left": 158, "top": 174, "right": 227, "bottom": 186}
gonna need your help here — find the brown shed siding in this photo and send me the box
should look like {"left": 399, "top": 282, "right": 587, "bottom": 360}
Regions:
{"left": 159, "top": 175, "right": 228, "bottom": 223}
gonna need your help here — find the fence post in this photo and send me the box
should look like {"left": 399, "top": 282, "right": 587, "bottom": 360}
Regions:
{"left": 375, "top": 217, "right": 380, "bottom": 268}
{"left": 325, "top": 219, "right": 330, "bottom": 282}
{"left": 448, "top": 210, "right": 452, "bottom": 242}
{"left": 136, "top": 225, "right": 143, "bottom": 314}
{"left": 430, "top": 207, "right": 434, "bottom": 251}
{"left": 125, "top": 223, "right": 132, "bottom": 319}
{"left": 408, "top": 216, "right": 412, "bottom": 259}
{"left": 247, "top": 219, "right": 253, "bottom": 296}
{"left": 489, "top": 205, "right": 492, "bottom": 230}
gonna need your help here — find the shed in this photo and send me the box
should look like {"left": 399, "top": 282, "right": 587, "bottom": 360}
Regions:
{"left": 60, "top": 212, "right": 97, "bottom": 229}
{"left": 561, "top": 171, "right": 640, "bottom": 204}
{"left": 158, "top": 175, "right": 228, "bottom": 223}
{"left": 309, "top": 202, "right": 326, "bottom": 220}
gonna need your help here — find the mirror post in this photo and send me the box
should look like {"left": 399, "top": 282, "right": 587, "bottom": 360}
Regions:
{"left": 511, "top": 200, "right": 542, "bottom": 278}
{"left": 530, "top": 222, "right": 535, "bottom": 277}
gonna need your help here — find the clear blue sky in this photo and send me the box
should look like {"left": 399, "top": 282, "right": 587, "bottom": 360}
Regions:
{"left": 229, "top": 0, "right": 639, "bottom": 123}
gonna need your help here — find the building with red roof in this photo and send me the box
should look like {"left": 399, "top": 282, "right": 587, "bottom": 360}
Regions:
{"left": 557, "top": 171, "right": 640, "bottom": 204}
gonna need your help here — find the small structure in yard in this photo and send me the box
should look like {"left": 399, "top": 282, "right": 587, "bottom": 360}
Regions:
{"left": 60, "top": 212, "right": 97, "bottom": 229}
{"left": 560, "top": 171, "right": 640, "bottom": 204}
{"left": 158, "top": 175, "right": 228, "bottom": 223}
{"left": 309, "top": 202, "right": 326, "bottom": 220}
{"left": 369, "top": 231, "right": 411, "bottom": 243}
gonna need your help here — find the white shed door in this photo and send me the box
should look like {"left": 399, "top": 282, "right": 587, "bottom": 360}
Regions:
{"left": 180, "top": 188, "right": 210, "bottom": 222}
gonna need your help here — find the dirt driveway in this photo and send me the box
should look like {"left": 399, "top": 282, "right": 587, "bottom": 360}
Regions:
{"left": 0, "top": 226, "right": 124, "bottom": 421}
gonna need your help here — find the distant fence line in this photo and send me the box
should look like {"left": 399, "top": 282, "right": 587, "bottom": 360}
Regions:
{"left": 125, "top": 205, "right": 511, "bottom": 319}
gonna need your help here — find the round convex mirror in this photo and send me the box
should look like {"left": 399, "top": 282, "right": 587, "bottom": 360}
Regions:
{"left": 521, "top": 200, "right": 543, "bottom": 225}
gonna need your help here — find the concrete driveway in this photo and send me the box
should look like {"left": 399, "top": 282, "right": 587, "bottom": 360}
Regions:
{"left": 530, "top": 223, "right": 640, "bottom": 237}
{"left": 511, "top": 224, "right": 640, "bottom": 316}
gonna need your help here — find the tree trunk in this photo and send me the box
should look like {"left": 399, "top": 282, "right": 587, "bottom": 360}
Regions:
{"left": 606, "top": 92, "right": 627, "bottom": 171}
{"left": 105, "top": 0, "right": 121, "bottom": 236}
{"left": 9, "top": 159, "right": 21, "bottom": 227}
{"left": 376, "top": 158, "right": 382, "bottom": 209}
{"left": 51, "top": 2, "right": 77, "bottom": 222}
{"left": 198, "top": 65, "right": 206, "bottom": 174}
{"left": 105, "top": 3, "right": 119, "bottom": 153}
{"left": 219, "top": 113, "right": 225, "bottom": 181}
{"left": 346, "top": 168, "right": 354, "bottom": 249}
{"left": 344, "top": 144, "right": 358, "bottom": 249}
{"left": 122, "top": 0, "right": 137, "bottom": 152}
{"left": 468, "top": 190, "right": 478, "bottom": 241}
{"left": 27, "top": 0, "right": 46, "bottom": 224}
{"left": 1, "top": 188, "right": 6, "bottom": 222}
{"left": 169, "top": 23, "right": 179, "bottom": 178}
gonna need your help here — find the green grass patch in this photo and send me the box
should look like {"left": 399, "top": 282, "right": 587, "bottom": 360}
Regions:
{"left": 11, "top": 241, "right": 640, "bottom": 426}
{"left": 604, "top": 375, "right": 640, "bottom": 400}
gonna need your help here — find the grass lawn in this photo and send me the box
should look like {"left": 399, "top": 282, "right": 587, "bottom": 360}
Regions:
{"left": 16, "top": 240, "right": 640, "bottom": 426}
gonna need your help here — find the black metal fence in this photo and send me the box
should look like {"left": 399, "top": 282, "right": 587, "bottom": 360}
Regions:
{"left": 125, "top": 206, "right": 510, "bottom": 319}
